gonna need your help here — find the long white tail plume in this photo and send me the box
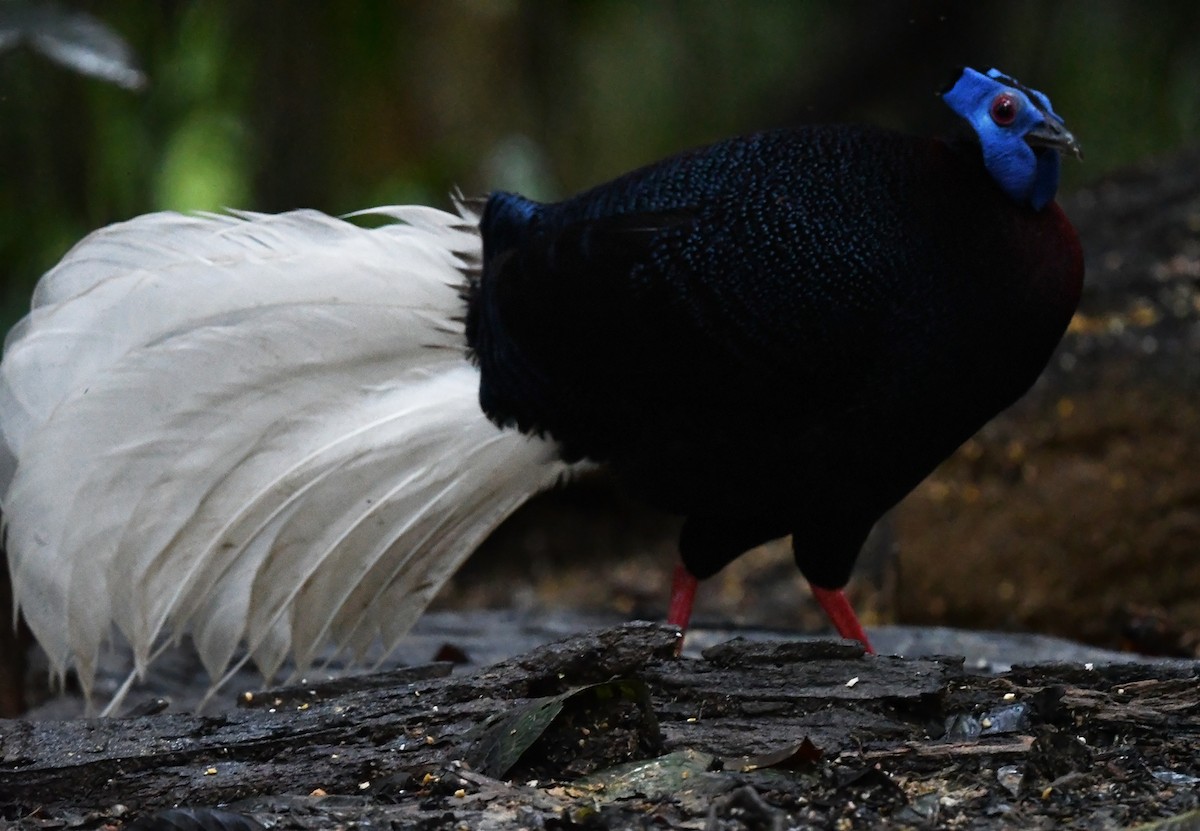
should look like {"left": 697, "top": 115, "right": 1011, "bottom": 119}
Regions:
{"left": 0, "top": 203, "right": 574, "bottom": 699}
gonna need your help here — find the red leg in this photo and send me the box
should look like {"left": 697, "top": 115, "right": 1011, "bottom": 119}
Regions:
{"left": 672, "top": 562, "right": 700, "bottom": 653}
{"left": 667, "top": 562, "right": 698, "bottom": 655}
{"left": 668, "top": 562, "right": 698, "bottom": 630}
{"left": 810, "top": 585, "right": 874, "bottom": 654}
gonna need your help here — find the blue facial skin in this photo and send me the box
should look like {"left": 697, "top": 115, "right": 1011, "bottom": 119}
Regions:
{"left": 942, "top": 67, "right": 1076, "bottom": 210}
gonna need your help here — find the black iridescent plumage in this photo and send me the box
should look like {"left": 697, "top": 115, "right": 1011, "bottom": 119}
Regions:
{"left": 468, "top": 85, "right": 1082, "bottom": 635}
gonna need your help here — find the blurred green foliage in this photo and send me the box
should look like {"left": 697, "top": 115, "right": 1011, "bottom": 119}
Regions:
{"left": 1, "top": 0, "right": 1197, "bottom": 331}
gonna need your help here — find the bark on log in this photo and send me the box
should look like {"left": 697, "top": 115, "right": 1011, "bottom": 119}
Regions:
{"left": 3, "top": 623, "right": 1198, "bottom": 830}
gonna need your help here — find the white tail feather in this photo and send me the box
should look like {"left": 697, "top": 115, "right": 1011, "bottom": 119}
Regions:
{"left": 1, "top": 204, "right": 575, "bottom": 700}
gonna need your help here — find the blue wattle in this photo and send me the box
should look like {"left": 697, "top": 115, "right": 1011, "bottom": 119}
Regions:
{"left": 1031, "top": 149, "right": 1061, "bottom": 211}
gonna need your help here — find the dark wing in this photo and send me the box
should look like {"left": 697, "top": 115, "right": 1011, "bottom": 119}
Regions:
{"left": 471, "top": 129, "right": 942, "bottom": 470}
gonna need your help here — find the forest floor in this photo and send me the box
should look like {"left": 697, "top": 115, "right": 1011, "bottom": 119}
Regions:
{"left": 3, "top": 623, "right": 1200, "bottom": 830}
{"left": 3, "top": 149, "right": 1200, "bottom": 829}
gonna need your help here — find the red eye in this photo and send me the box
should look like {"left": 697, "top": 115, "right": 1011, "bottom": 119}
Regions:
{"left": 990, "top": 92, "right": 1019, "bottom": 126}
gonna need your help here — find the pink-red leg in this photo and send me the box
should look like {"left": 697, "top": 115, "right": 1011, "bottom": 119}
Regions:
{"left": 667, "top": 562, "right": 698, "bottom": 654}
{"left": 809, "top": 585, "right": 874, "bottom": 653}
{"left": 668, "top": 562, "right": 698, "bottom": 629}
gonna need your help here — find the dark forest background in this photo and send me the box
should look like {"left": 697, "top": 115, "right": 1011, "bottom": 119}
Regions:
{"left": 2, "top": 0, "right": 1198, "bottom": 331}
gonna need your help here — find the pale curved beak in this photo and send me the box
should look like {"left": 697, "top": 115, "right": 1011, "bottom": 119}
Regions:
{"left": 1026, "top": 117, "right": 1083, "bottom": 161}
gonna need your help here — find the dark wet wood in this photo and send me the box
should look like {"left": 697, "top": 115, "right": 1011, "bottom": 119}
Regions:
{"left": 2, "top": 623, "right": 1198, "bottom": 829}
